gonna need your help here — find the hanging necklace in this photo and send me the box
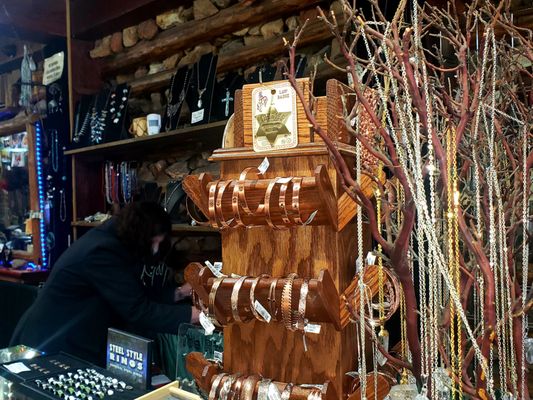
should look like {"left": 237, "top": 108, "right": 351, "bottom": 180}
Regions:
{"left": 196, "top": 55, "right": 215, "bottom": 109}
{"left": 59, "top": 189, "right": 66, "bottom": 222}
{"left": 73, "top": 100, "right": 92, "bottom": 143}
{"left": 166, "top": 68, "right": 191, "bottom": 131}
{"left": 50, "top": 129, "right": 59, "bottom": 173}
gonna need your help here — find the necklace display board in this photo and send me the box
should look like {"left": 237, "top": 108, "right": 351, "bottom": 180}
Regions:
{"left": 210, "top": 72, "right": 244, "bottom": 122}
{"left": 163, "top": 66, "right": 192, "bottom": 132}
{"left": 183, "top": 79, "right": 378, "bottom": 400}
{"left": 186, "top": 54, "right": 218, "bottom": 126}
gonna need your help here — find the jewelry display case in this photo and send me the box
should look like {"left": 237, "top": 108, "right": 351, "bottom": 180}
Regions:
{"left": 0, "top": 114, "right": 48, "bottom": 282}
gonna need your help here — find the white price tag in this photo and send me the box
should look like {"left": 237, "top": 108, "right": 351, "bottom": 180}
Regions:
{"left": 205, "top": 261, "right": 223, "bottom": 278}
{"left": 213, "top": 351, "right": 223, "bottom": 363}
{"left": 4, "top": 362, "right": 31, "bottom": 374}
{"left": 303, "top": 210, "right": 318, "bottom": 226}
{"left": 277, "top": 177, "right": 292, "bottom": 184}
{"left": 191, "top": 109, "right": 205, "bottom": 124}
{"left": 199, "top": 311, "right": 215, "bottom": 336}
{"left": 304, "top": 323, "right": 322, "bottom": 334}
{"left": 350, "top": 117, "right": 356, "bottom": 127}
{"left": 366, "top": 251, "right": 376, "bottom": 266}
{"left": 253, "top": 300, "right": 272, "bottom": 323}
{"left": 267, "top": 383, "right": 282, "bottom": 400}
{"left": 258, "top": 157, "right": 270, "bottom": 174}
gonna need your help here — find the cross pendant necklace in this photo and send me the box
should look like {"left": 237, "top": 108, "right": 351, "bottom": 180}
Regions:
{"left": 221, "top": 89, "right": 234, "bottom": 117}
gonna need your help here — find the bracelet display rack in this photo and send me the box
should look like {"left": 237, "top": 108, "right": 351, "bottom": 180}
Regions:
{"left": 184, "top": 79, "right": 380, "bottom": 400}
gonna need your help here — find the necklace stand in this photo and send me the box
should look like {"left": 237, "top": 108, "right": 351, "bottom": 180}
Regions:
{"left": 163, "top": 65, "right": 192, "bottom": 132}
{"left": 211, "top": 72, "right": 244, "bottom": 121}
{"left": 186, "top": 53, "right": 218, "bottom": 125}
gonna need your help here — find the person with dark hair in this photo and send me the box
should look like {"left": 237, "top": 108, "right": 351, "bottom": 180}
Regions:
{"left": 10, "top": 202, "right": 199, "bottom": 366}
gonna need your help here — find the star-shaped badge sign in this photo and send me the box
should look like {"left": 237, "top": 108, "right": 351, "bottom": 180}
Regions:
{"left": 255, "top": 106, "right": 291, "bottom": 145}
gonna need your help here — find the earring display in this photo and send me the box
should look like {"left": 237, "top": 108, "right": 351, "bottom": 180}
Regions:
{"left": 183, "top": 165, "right": 338, "bottom": 230}
{"left": 184, "top": 262, "right": 341, "bottom": 330}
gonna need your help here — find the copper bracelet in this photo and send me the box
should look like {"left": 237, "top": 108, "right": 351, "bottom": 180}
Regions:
{"left": 230, "top": 376, "right": 246, "bottom": 400}
{"left": 250, "top": 274, "right": 269, "bottom": 322}
{"left": 280, "top": 383, "right": 294, "bottom": 400}
{"left": 231, "top": 276, "right": 248, "bottom": 323}
{"left": 268, "top": 278, "right": 279, "bottom": 321}
{"left": 291, "top": 177, "right": 304, "bottom": 225}
{"left": 257, "top": 379, "right": 272, "bottom": 400}
{"left": 208, "top": 373, "right": 228, "bottom": 400}
{"left": 208, "top": 181, "right": 220, "bottom": 228}
{"left": 218, "top": 375, "right": 233, "bottom": 400}
{"left": 297, "top": 279, "right": 309, "bottom": 331}
{"left": 241, "top": 375, "right": 261, "bottom": 400}
{"left": 281, "top": 273, "right": 298, "bottom": 331}
{"left": 238, "top": 167, "right": 264, "bottom": 215}
{"left": 220, "top": 374, "right": 241, "bottom": 400}
{"left": 209, "top": 278, "right": 225, "bottom": 325}
{"left": 264, "top": 177, "right": 282, "bottom": 229}
{"left": 215, "top": 179, "right": 234, "bottom": 229}
{"left": 279, "top": 178, "right": 292, "bottom": 225}
{"left": 232, "top": 180, "right": 246, "bottom": 228}
{"left": 307, "top": 389, "right": 322, "bottom": 400}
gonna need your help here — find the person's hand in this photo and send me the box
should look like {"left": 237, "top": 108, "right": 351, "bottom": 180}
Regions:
{"left": 174, "top": 282, "right": 193, "bottom": 302}
{"left": 190, "top": 305, "right": 201, "bottom": 324}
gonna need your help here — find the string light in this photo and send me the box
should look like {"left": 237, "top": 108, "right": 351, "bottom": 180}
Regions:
{"left": 35, "top": 121, "right": 47, "bottom": 269}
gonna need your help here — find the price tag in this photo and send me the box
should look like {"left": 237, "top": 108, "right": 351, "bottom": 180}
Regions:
{"left": 366, "top": 251, "right": 376, "bottom": 266}
{"left": 199, "top": 312, "right": 215, "bottom": 336}
{"left": 351, "top": 117, "right": 356, "bottom": 127}
{"left": 277, "top": 177, "right": 292, "bottom": 184}
{"left": 205, "top": 261, "right": 223, "bottom": 278}
{"left": 213, "top": 351, "right": 223, "bottom": 363}
{"left": 304, "top": 323, "right": 322, "bottom": 334}
{"left": 258, "top": 157, "right": 270, "bottom": 174}
{"left": 253, "top": 300, "right": 272, "bottom": 323}
{"left": 191, "top": 109, "right": 205, "bottom": 124}
{"left": 267, "top": 383, "right": 282, "bottom": 400}
{"left": 303, "top": 210, "right": 318, "bottom": 226}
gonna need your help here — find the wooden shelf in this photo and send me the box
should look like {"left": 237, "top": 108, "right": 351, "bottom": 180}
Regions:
{"left": 71, "top": 221, "right": 103, "bottom": 227}
{"left": 129, "top": 11, "right": 338, "bottom": 96}
{"left": 0, "top": 113, "right": 41, "bottom": 137}
{"left": 72, "top": 220, "right": 219, "bottom": 235}
{"left": 101, "top": 0, "right": 322, "bottom": 75}
{"left": 130, "top": 22, "right": 334, "bottom": 95}
{"left": 64, "top": 120, "right": 227, "bottom": 158}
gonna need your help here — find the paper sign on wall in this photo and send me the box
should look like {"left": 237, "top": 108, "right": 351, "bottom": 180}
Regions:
{"left": 43, "top": 52, "right": 65, "bottom": 85}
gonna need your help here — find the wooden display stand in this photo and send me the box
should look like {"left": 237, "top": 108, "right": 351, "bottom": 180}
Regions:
{"left": 184, "top": 79, "right": 376, "bottom": 399}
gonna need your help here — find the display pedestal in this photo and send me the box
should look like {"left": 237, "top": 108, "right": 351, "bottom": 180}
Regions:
{"left": 185, "top": 79, "right": 377, "bottom": 399}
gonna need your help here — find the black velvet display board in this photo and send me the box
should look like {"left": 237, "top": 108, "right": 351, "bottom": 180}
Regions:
{"left": 210, "top": 72, "right": 244, "bottom": 122}
{"left": 244, "top": 63, "right": 277, "bottom": 84}
{"left": 104, "top": 83, "right": 131, "bottom": 142}
{"left": 186, "top": 53, "right": 218, "bottom": 125}
{"left": 162, "top": 66, "right": 192, "bottom": 132}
